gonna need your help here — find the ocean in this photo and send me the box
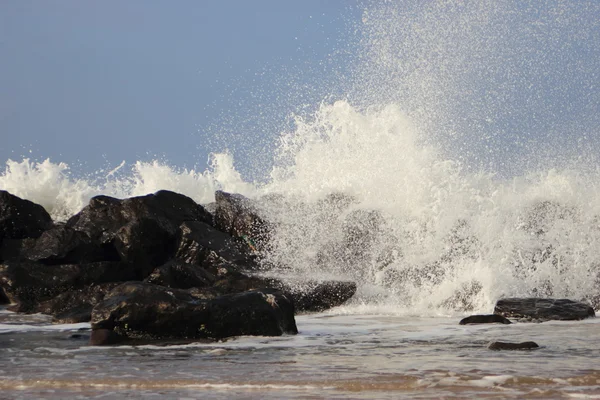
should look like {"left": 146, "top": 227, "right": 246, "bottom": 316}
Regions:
{"left": 2, "top": 1, "right": 600, "bottom": 398}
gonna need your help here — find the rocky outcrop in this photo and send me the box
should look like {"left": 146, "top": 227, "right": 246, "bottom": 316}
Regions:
{"left": 0, "top": 190, "right": 358, "bottom": 338}
{"left": 494, "top": 298, "right": 595, "bottom": 321}
{"left": 488, "top": 341, "right": 539, "bottom": 350}
{"left": 90, "top": 282, "right": 297, "bottom": 344}
{"left": 459, "top": 314, "right": 512, "bottom": 325}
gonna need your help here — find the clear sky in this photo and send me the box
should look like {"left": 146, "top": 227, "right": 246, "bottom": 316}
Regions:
{"left": 1, "top": 1, "right": 360, "bottom": 179}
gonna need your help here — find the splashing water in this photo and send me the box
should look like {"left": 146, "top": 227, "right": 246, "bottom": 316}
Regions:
{"left": 2, "top": 1, "right": 600, "bottom": 314}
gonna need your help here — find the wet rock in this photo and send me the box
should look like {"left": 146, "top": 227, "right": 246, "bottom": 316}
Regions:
{"left": 175, "top": 221, "right": 254, "bottom": 268}
{"left": 488, "top": 341, "right": 539, "bottom": 350}
{"left": 114, "top": 218, "right": 174, "bottom": 279}
{"left": 66, "top": 190, "right": 213, "bottom": 263}
{"left": 279, "top": 280, "right": 357, "bottom": 312}
{"left": 144, "top": 260, "right": 215, "bottom": 289}
{"left": 211, "top": 275, "right": 357, "bottom": 313}
{"left": 90, "top": 328, "right": 120, "bottom": 346}
{"left": 494, "top": 298, "right": 595, "bottom": 321}
{"left": 213, "top": 191, "right": 271, "bottom": 251}
{"left": 0, "top": 261, "right": 135, "bottom": 312}
{"left": 459, "top": 314, "right": 512, "bottom": 325}
{"left": 90, "top": 282, "right": 297, "bottom": 344}
{"left": 0, "top": 190, "right": 53, "bottom": 244}
{"left": 1, "top": 225, "right": 110, "bottom": 265}
{"left": 35, "top": 283, "right": 120, "bottom": 323}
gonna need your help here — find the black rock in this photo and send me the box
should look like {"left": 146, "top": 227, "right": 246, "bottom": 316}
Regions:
{"left": 90, "top": 282, "right": 297, "bottom": 344}
{"left": 275, "top": 280, "right": 357, "bottom": 313}
{"left": 1, "top": 225, "right": 110, "bottom": 265}
{"left": 0, "top": 190, "right": 53, "bottom": 244}
{"left": 214, "top": 191, "right": 271, "bottom": 251}
{"left": 0, "top": 261, "right": 135, "bottom": 312}
{"left": 175, "top": 220, "right": 253, "bottom": 267}
{"left": 459, "top": 314, "right": 512, "bottom": 325}
{"left": 113, "top": 218, "right": 175, "bottom": 278}
{"left": 488, "top": 341, "right": 539, "bottom": 350}
{"left": 65, "top": 191, "right": 213, "bottom": 271}
{"left": 494, "top": 298, "right": 595, "bottom": 321}
{"left": 35, "top": 283, "right": 120, "bottom": 323}
{"left": 144, "top": 260, "right": 215, "bottom": 289}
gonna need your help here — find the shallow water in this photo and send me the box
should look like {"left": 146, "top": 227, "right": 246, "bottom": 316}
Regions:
{"left": 2, "top": 307, "right": 600, "bottom": 399}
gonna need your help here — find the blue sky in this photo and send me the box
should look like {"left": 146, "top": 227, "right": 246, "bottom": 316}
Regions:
{"left": 1, "top": 1, "right": 360, "bottom": 179}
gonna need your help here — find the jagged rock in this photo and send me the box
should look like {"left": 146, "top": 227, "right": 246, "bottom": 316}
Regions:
{"left": 0, "top": 190, "right": 53, "bottom": 244}
{"left": 113, "top": 218, "right": 174, "bottom": 278}
{"left": 0, "top": 261, "right": 135, "bottom": 312}
{"left": 144, "top": 260, "right": 215, "bottom": 289}
{"left": 488, "top": 341, "right": 539, "bottom": 350}
{"left": 494, "top": 298, "right": 595, "bottom": 321}
{"left": 214, "top": 191, "right": 271, "bottom": 251}
{"left": 459, "top": 314, "right": 512, "bottom": 325}
{"left": 175, "top": 221, "right": 255, "bottom": 268}
{"left": 210, "top": 275, "right": 357, "bottom": 313}
{"left": 65, "top": 191, "right": 213, "bottom": 270}
{"left": 1, "top": 225, "right": 110, "bottom": 265}
{"left": 35, "top": 283, "right": 120, "bottom": 323}
{"left": 90, "top": 282, "right": 297, "bottom": 345}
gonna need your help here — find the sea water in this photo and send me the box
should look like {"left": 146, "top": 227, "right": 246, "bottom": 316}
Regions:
{"left": 2, "top": 1, "right": 600, "bottom": 398}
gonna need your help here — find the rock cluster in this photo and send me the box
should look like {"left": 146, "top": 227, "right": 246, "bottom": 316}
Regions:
{"left": 0, "top": 190, "right": 356, "bottom": 345}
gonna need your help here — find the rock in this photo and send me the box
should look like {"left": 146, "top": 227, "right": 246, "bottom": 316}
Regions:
{"left": 175, "top": 221, "right": 254, "bottom": 268}
{"left": 459, "top": 314, "right": 512, "bottom": 325}
{"left": 277, "top": 280, "right": 357, "bottom": 312}
{"left": 90, "top": 329, "right": 120, "bottom": 346}
{"left": 1, "top": 225, "right": 110, "bottom": 265}
{"left": 494, "top": 298, "right": 595, "bottom": 321}
{"left": 488, "top": 341, "right": 539, "bottom": 350}
{"left": 144, "top": 260, "right": 215, "bottom": 289}
{"left": 90, "top": 282, "right": 297, "bottom": 344}
{"left": 113, "top": 218, "right": 174, "bottom": 278}
{"left": 0, "top": 190, "right": 53, "bottom": 244}
{"left": 211, "top": 275, "right": 357, "bottom": 313}
{"left": 35, "top": 283, "right": 120, "bottom": 323}
{"left": 214, "top": 191, "right": 271, "bottom": 251}
{"left": 65, "top": 191, "right": 213, "bottom": 272}
{"left": 0, "top": 261, "right": 135, "bottom": 312}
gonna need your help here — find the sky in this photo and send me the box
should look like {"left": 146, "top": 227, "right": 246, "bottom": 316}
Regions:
{"left": 1, "top": 1, "right": 361, "bottom": 179}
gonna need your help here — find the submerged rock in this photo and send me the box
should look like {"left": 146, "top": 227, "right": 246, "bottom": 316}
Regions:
{"left": 494, "top": 298, "right": 595, "bottom": 321}
{"left": 90, "top": 282, "right": 297, "bottom": 345}
{"left": 459, "top": 314, "right": 512, "bottom": 325}
{"left": 488, "top": 341, "right": 539, "bottom": 350}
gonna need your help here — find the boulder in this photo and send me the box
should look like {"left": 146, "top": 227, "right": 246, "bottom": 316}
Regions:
{"left": 213, "top": 191, "right": 271, "bottom": 251}
{"left": 0, "top": 261, "right": 135, "bottom": 312}
{"left": 494, "top": 298, "right": 595, "bottom": 321}
{"left": 35, "top": 283, "right": 120, "bottom": 323}
{"left": 459, "top": 314, "right": 512, "bottom": 325}
{"left": 144, "top": 260, "right": 215, "bottom": 289}
{"left": 90, "top": 282, "right": 297, "bottom": 344}
{"left": 0, "top": 190, "right": 53, "bottom": 244}
{"left": 488, "top": 341, "right": 539, "bottom": 350}
{"left": 1, "top": 225, "right": 110, "bottom": 265}
{"left": 65, "top": 191, "right": 213, "bottom": 270}
{"left": 175, "top": 220, "right": 255, "bottom": 268}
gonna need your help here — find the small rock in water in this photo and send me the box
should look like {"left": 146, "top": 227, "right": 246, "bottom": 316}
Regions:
{"left": 459, "top": 314, "right": 512, "bottom": 325}
{"left": 488, "top": 341, "right": 539, "bottom": 350}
